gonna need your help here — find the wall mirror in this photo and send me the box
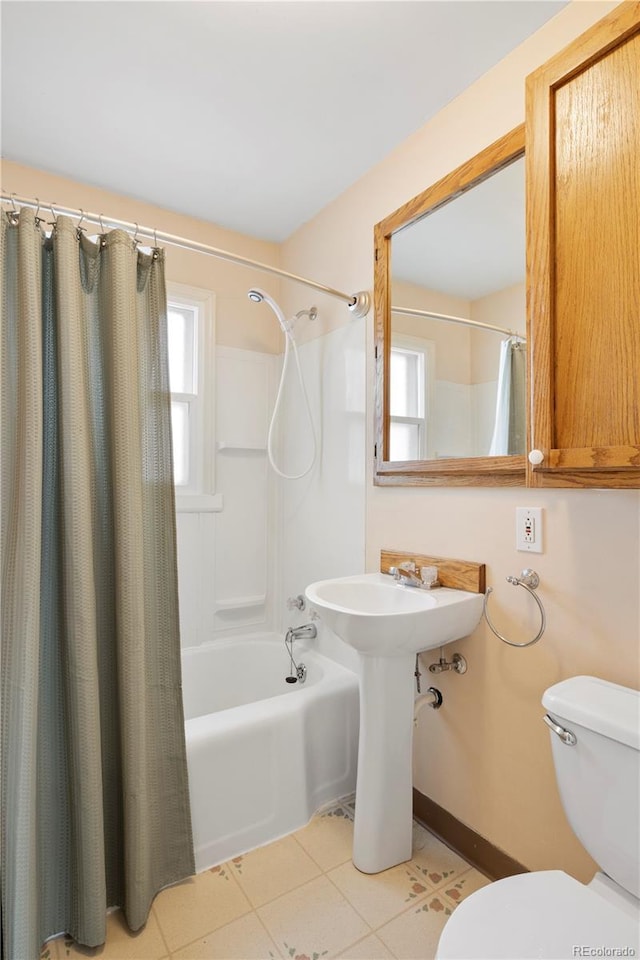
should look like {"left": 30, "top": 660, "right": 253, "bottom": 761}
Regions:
{"left": 374, "top": 125, "right": 527, "bottom": 485}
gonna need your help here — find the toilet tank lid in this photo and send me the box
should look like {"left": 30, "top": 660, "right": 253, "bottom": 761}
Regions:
{"left": 542, "top": 676, "right": 640, "bottom": 750}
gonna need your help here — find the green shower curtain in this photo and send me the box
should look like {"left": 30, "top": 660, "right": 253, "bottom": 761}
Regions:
{"left": 1, "top": 208, "right": 194, "bottom": 960}
{"left": 488, "top": 336, "right": 526, "bottom": 456}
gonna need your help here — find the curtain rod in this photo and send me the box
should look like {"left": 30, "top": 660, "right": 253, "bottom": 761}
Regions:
{"left": 391, "top": 304, "right": 525, "bottom": 339}
{"left": 1, "top": 192, "right": 371, "bottom": 319}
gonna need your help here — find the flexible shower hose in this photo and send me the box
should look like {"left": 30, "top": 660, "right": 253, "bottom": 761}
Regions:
{"left": 267, "top": 326, "right": 317, "bottom": 479}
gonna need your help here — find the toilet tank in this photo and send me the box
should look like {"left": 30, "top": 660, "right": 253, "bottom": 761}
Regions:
{"left": 542, "top": 676, "right": 640, "bottom": 899}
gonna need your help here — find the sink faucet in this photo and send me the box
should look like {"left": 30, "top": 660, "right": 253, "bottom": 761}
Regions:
{"left": 388, "top": 561, "right": 441, "bottom": 589}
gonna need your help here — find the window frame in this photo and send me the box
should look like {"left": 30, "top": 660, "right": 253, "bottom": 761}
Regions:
{"left": 389, "top": 334, "right": 435, "bottom": 461}
{"left": 166, "top": 281, "right": 221, "bottom": 513}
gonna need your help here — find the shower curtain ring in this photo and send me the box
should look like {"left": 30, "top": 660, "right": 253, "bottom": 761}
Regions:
{"left": 34, "top": 198, "right": 41, "bottom": 223}
{"left": 48, "top": 203, "right": 58, "bottom": 228}
{"left": 133, "top": 222, "right": 140, "bottom": 245}
{"left": 5, "top": 193, "right": 19, "bottom": 222}
{"left": 76, "top": 209, "right": 86, "bottom": 239}
{"left": 99, "top": 214, "right": 108, "bottom": 246}
{"left": 152, "top": 227, "right": 159, "bottom": 259}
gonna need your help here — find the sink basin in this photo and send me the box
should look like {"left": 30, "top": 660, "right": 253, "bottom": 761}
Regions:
{"left": 305, "top": 572, "right": 483, "bottom": 655}
{"left": 305, "top": 571, "right": 484, "bottom": 875}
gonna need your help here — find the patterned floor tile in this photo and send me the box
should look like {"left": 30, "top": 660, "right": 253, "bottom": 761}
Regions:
{"left": 257, "top": 875, "right": 370, "bottom": 960}
{"left": 439, "top": 868, "right": 491, "bottom": 908}
{"left": 36, "top": 815, "right": 482, "bottom": 960}
{"left": 336, "top": 933, "right": 394, "bottom": 959}
{"left": 294, "top": 807, "right": 355, "bottom": 872}
{"left": 376, "top": 895, "right": 454, "bottom": 960}
{"left": 409, "top": 823, "right": 474, "bottom": 890}
{"left": 172, "top": 912, "right": 281, "bottom": 959}
{"left": 153, "top": 868, "right": 252, "bottom": 953}
{"left": 327, "top": 859, "right": 433, "bottom": 928}
{"left": 229, "top": 835, "right": 322, "bottom": 908}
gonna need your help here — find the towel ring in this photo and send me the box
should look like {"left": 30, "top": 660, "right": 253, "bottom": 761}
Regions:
{"left": 483, "top": 569, "right": 546, "bottom": 648}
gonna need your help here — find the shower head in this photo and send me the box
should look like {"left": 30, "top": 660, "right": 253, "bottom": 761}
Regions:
{"left": 247, "top": 287, "right": 290, "bottom": 336}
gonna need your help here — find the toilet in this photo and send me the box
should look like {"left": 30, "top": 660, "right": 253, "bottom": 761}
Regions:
{"left": 436, "top": 676, "right": 640, "bottom": 959}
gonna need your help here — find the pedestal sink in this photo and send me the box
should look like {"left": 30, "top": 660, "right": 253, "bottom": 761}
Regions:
{"left": 305, "top": 572, "right": 483, "bottom": 874}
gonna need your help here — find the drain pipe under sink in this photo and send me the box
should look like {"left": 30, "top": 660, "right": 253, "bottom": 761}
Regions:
{"left": 414, "top": 687, "right": 443, "bottom": 720}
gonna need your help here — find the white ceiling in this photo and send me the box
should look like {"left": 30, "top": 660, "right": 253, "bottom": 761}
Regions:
{"left": 1, "top": 1, "right": 566, "bottom": 243}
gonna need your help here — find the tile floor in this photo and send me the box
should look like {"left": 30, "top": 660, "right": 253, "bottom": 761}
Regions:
{"left": 42, "top": 800, "right": 490, "bottom": 960}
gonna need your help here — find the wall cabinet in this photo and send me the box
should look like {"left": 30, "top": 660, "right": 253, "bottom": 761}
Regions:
{"left": 526, "top": 3, "right": 640, "bottom": 488}
{"left": 373, "top": 4, "right": 640, "bottom": 489}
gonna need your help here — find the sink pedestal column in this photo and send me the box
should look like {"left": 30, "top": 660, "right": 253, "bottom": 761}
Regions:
{"left": 352, "top": 653, "right": 415, "bottom": 873}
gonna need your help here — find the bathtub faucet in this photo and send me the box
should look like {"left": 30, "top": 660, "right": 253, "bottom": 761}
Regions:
{"left": 286, "top": 623, "right": 317, "bottom": 642}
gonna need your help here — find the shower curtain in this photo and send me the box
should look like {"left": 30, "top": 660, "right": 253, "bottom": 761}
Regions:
{"left": 1, "top": 208, "right": 194, "bottom": 960}
{"left": 489, "top": 336, "right": 526, "bottom": 456}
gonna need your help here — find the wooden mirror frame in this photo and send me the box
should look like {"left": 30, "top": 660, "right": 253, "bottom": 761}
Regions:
{"left": 373, "top": 125, "right": 527, "bottom": 486}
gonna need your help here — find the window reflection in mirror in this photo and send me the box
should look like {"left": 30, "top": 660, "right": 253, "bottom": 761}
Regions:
{"left": 389, "top": 335, "right": 433, "bottom": 460}
{"left": 390, "top": 155, "right": 526, "bottom": 461}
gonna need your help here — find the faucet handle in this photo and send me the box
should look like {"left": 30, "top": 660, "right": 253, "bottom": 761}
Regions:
{"left": 420, "top": 566, "right": 440, "bottom": 588}
{"left": 398, "top": 561, "right": 416, "bottom": 573}
{"left": 287, "top": 594, "right": 306, "bottom": 611}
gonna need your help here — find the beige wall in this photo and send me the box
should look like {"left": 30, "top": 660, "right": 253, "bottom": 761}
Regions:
{"left": 470, "top": 282, "right": 526, "bottom": 382}
{"left": 392, "top": 279, "right": 526, "bottom": 385}
{"left": 281, "top": 0, "right": 640, "bottom": 882}
{"left": 392, "top": 279, "right": 471, "bottom": 383}
{"left": 1, "top": 159, "right": 284, "bottom": 355}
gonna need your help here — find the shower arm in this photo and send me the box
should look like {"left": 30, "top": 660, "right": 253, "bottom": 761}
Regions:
{"left": 1, "top": 191, "right": 371, "bottom": 319}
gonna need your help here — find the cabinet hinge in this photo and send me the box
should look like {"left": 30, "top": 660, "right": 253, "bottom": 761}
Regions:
{"left": 374, "top": 345, "right": 378, "bottom": 359}
{"left": 374, "top": 443, "right": 378, "bottom": 459}
{"left": 375, "top": 247, "right": 379, "bottom": 261}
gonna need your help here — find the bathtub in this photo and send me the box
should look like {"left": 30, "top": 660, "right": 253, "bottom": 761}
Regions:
{"left": 182, "top": 632, "right": 359, "bottom": 872}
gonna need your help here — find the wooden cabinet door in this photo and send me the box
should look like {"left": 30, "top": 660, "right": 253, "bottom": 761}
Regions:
{"left": 526, "top": 3, "right": 640, "bottom": 488}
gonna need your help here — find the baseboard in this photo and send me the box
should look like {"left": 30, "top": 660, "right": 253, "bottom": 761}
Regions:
{"left": 413, "top": 788, "right": 529, "bottom": 881}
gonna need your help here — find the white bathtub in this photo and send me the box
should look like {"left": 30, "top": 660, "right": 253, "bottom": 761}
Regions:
{"left": 182, "top": 632, "right": 359, "bottom": 872}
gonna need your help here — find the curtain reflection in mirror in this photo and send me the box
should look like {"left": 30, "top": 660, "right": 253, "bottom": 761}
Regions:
{"left": 489, "top": 337, "right": 526, "bottom": 455}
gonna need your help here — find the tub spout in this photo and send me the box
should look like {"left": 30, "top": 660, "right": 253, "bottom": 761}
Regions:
{"left": 287, "top": 623, "right": 317, "bottom": 641}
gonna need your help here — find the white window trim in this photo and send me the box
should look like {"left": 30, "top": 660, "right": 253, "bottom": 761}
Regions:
{"left": 167, "top": 281, "right": 222, "bottom": 513}
{"left": 390, "top": 334, "right": 435, "bottom": 460}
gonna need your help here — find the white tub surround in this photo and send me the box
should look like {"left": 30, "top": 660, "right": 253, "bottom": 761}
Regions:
{"left": 182, "top": 633, "right": 359, "bottom": 872}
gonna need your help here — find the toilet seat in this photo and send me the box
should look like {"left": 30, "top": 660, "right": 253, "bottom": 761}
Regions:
{"left": 436, "top": 870, "right": 640, "bottom": 959}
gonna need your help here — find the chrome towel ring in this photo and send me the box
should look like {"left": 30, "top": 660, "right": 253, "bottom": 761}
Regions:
{"left": 483, "top": 568, "right": 546, "bottom": 648}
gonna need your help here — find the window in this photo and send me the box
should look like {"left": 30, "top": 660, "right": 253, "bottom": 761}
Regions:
{"left": 168, "top": 301, "right": 198, "bottom": 487}
{"left": 389, "top": 336, "right": 434, "bottom": 461}
{"left": 166, "top": 282, "right": 219, "bottom": 510}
